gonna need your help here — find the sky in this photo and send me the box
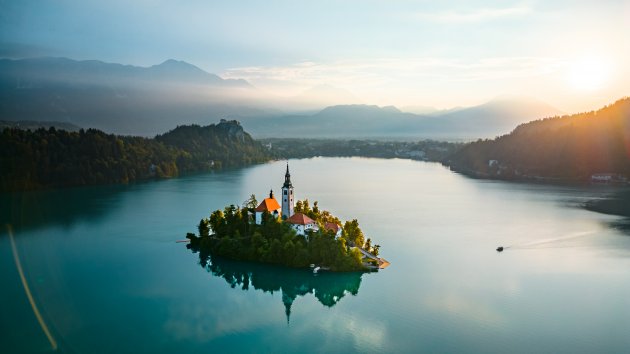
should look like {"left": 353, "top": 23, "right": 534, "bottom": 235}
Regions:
{"left": 1, "top": 0, "right": 629, "bottom": 112}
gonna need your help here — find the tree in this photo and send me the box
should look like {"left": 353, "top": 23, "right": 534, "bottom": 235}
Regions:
{"left": 198, "top": 218, "right": 210, "bottom": 237}
{"left": 294, "top": 200, "right": 303, "bottom": 213}
{"left": 302, "top": 199, "right": 311, "bottom": 214}
{"left": 312, "top": 201, "right": 320, "bottom": 219}
{"left": 209, "top": 210, "right": 225, "bottom": 236}
{"left": 243, "top": 194, "right": 258, "bottom": 209}
{"left": 343, "top": 219, "right": 365, "bottom": 247}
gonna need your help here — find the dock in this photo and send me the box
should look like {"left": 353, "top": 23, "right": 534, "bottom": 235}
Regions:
{"left": 354, "top": 246, "right": 390, "bottom": 269}
{"left": 378, "top": 259, "right": 390, "bottom": 269}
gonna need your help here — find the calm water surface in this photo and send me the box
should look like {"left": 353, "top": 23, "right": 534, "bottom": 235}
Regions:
{"left": 2, "top": 158, "right": 630, "bottom": 353}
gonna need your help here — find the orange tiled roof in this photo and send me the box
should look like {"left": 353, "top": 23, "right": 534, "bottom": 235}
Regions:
{"left": 286, "top": 212, "right": 315, "bottom": 225}
{"left": 324, "top": 222, "right": 340, "bottom": 232}
{"left": 255, "top": 197, "right": 281, "bottom": 212}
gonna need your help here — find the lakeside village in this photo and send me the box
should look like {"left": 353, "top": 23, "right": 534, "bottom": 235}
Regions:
{"left": 186, "top": 164, "right": 389, "bottom": 272}
{"left": 473, "top": 159, "right": 630, "bottom": 185}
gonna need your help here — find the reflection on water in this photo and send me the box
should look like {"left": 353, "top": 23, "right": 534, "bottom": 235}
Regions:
{"left": 195, "top": 251, "right": 364, "bottom": 323}
{"left": 0, "top": 184, "right": 128, "bottom": 233}
{"left": 609, "top": 219, "right": 630, "bottom": 233}
{"left": 583, "top": 188, "right": 630, "bottom": 235}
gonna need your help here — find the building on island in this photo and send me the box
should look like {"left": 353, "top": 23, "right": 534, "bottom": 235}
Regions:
{"left": 286, "top": 212, "right": 318, "bottom": 236}
{"left": 255, "top": 163, "right": 296, "bottom": 225}
{"left": 255, "top": 190, "right": 282, "bottom": 224}
{"left": 281, "top": 163, "right": 295, "bottom": 220}
{"left": 255, "top": 164, "right": 342, "bottom": 240}
{"left": 324, "top": 222, "right": 342, "bottom": 238}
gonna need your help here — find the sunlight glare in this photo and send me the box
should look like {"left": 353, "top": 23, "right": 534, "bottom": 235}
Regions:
{"left": 567, "top": 57, "right": 611, "bottom": 91}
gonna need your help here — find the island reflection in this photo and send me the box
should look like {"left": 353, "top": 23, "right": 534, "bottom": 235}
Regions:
{"left": 192, "top": 248, "right": 365, "bottom": 323}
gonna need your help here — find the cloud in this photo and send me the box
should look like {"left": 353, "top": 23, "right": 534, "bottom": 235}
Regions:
{"left": 413, "top": 6, "right": 531, "bottom": 23}
{"left": 222, "top": 56, "right": 564, "bottom": 101}
{"left": 225, "top": 57, "right": 562, "bottom": 82}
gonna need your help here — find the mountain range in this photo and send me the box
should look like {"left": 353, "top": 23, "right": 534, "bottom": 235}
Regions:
{"left": 1, "top": 57, "right": 563, "bottom": 138}
{"left": 0, "top": 57, "right": 263, "bottom": 135}
{"left": 241, "top": 97, "right": 563, "bottom": 140}
{"left": 0, "top": 57, "right": 250, "bottom": 88}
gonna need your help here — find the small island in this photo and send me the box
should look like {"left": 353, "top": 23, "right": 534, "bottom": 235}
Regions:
{"left": 186, "top": 164, "right": 388, "bottom": 272}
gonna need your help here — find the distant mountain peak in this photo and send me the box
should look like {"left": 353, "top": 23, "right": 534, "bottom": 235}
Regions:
{"left": 381, "top": 105, "right": 401, "bottom": 113}
{"left": 150, "top": 59, "right": 207, "bottom": 75}
{"left": 160, "top": 59, "right": 183, "bottom": 65}
{"left": 320, "top": 104, "right": 400, "bottom": 113}
{"left": 291, "top": 84, "right": 362, "bottom": 109}
{"left": 149, "top": 59, "right": 253, "bottom": 88}
{"left": 154, "top": 59, "right": 195, "bottom": 68}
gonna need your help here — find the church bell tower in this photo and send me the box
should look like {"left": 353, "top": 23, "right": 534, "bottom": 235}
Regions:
{"left": 281, "top": 163, "right": 294, "bottom": 219}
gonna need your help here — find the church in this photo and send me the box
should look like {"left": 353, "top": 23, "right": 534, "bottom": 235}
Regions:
{"left": 255, "top": 164, "right": 330, "bottom": 237}
{"left": 254, "top": 163, "right": 294, "bottom": 224}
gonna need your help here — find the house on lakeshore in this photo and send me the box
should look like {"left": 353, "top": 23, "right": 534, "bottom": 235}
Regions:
{"left": 286, "top": 212, "right": 318, "bottom": 236}
{"left": 590, "top": 173, "right": 628, "bottom": 184}
{"left": 255, "top": 190, "right": 281, "bottom": 224}
{"left": 324, "top": 222, "right": 343, "bottom": 238}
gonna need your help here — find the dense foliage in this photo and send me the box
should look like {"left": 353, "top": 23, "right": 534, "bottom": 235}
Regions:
{"left": 187, "top": 200, "right": 378, "bottom": 272}
{"left": 155, "top": 120, "right": 269, "bottom": 169}
{"left": 0, "top": 120, "right": 270, "bottom": 192}
{"left": 447, "top": 98, "right": 630, "bottom": 182}
{"left": 264, "top": 138, "right": 461, "bottom": 162}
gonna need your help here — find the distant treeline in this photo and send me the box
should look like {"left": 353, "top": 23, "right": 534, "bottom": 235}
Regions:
{"left": 0, "top": 120, "right": 270, "bottom": 192}
{"left": 265, "top": 138, "right": 461, "bottom": 162}
{"left": 446, "top": 98, "right": 630, "bottom": 182}
{"left": 0, "top": 120, "right": 81, "bottom": 132}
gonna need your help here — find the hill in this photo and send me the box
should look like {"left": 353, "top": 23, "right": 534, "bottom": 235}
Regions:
{"left": 0, "top": 120, "right": 270, "bottom": 192}
{"left": 446, "top": 98, "right": 630, "bottom": 182}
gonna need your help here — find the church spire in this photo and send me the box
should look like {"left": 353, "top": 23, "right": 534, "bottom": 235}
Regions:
{"left": 283, "top": 162, "right": 292, "bottom": 188}
{"left": 281, "top": 162, "right": 295, "bottom": 219}
{"left": 282, "top": 291, "right": 294, "bottom": 325}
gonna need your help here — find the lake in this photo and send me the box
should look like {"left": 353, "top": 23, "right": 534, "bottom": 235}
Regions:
{"left": 2, "top": 157, "right": 630, "bottom": 353}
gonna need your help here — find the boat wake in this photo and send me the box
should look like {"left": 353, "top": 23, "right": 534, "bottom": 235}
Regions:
{"left": 499, "top": 230, "right": 597, "bottom": 251}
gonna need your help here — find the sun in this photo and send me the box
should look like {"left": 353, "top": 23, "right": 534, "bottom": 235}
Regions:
{"left": 567, "top": 57, "right": 611, "bottom": 91}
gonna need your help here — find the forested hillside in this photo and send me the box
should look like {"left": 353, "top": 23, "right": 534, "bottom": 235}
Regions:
{"left": 156, "top": 120, "right": 269, "bottom": 169}
{"left": 0, "top": 120, "right": 270, "bottom": 192}
{"left": 447, "top": 98, "right": 630, "bottom": 182}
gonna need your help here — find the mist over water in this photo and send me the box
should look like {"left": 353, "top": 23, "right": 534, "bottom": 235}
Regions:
{"left": 2, "top": 158, "right": 630, "bottom": 353}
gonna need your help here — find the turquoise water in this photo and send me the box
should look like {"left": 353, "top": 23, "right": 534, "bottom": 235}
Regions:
{"left": 2, "top": 158, "right": 630, "bottom": 353}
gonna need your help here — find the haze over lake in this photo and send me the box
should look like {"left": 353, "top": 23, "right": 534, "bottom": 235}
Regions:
{"left": 2, "top": 158, "right": 629, "bottom": 353}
